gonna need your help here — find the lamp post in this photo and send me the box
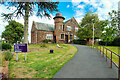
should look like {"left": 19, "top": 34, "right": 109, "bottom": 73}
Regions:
{"left": 91, "top": 19, "right": 95, "bottom": 48}
{"left": 93, "top": 23, "right": 94, "bottom": 48}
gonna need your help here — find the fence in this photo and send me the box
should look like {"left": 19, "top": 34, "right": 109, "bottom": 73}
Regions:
{"left": 93, "top": 45, "right": 120, "bottom": 80}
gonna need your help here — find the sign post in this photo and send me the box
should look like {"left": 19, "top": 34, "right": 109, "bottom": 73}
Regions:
{"left": 16, "top": 52, "right": 18, "bottom": 62}
{"left": 14, "top": 44, "right": 27, "bottom": 62}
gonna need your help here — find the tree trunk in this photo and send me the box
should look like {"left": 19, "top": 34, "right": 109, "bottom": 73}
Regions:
{"left": 24, "top": 2, "right": 29, "bottom": 44}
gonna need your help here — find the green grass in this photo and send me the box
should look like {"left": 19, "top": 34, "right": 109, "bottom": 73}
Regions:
{"left": 89, "top": 45, "right": 120, "bottom": 66}
{"left": 8, "top": 44, "right": 77, "bottom": 78}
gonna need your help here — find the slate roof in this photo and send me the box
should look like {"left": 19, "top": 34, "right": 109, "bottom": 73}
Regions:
{"left": 35, "top": 22, "right": 54, "bottom": 31}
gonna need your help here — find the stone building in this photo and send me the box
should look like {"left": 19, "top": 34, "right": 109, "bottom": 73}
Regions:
{"left": 31, "top": 13, "right": 79, "bottom": 43}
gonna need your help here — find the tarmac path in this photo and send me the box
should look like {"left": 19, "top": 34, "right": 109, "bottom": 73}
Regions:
{"left": 54, "top": 44, "right": 118, "bottom": 78}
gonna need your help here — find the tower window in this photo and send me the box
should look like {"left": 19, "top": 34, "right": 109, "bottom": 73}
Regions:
{"left": 60, "top": 25, "right": 62, "bottom": 30}
{"left": 61, "top": 34, "right": 64, "bottom": 39}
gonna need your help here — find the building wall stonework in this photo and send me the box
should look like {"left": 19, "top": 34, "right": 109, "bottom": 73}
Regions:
{"left": 37, "top": 30, "right": 53, "bottom": 43}
{"left": 31, "top": 13, "right": 79, "bottom": 44}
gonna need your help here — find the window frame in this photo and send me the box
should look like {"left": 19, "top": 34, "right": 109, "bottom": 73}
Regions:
{"left": 46, "top": 34, "right": 53, "bottom": 40}
{"left": 67, "top": 25, "right": 72, "bottom": 31}
{"left": 61, "top": 34, "right": 64, "bottom": 39}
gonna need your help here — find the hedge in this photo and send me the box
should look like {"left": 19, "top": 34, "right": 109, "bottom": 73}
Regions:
{"left": 73, "top": 39, "right": 87, "bottom": 45}
{"left": 2, "top": 43, "right": 12, "bottom": 50}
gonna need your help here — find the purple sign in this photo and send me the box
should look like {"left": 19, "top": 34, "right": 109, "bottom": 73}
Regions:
{"left": 14, "top": 44, "right": 27, "bottom": 52}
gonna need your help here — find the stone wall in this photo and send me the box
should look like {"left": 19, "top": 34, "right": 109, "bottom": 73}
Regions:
{"left": 37, "top": 30, "right": 53, "bottom": 43}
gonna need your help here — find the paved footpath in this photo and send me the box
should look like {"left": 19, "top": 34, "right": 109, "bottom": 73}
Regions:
{"left": 54, "top": 44, "right": 118, "bottom": 78}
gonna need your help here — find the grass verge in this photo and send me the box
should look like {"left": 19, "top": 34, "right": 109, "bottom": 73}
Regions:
{"left": 8, "top": 44, "right": 77, "bottom": 78}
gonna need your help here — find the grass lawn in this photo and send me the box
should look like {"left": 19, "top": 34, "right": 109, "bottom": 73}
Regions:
{"left": 8, "top": 44, "right": 77, "bottom": 78}
{"left": 90, "top": 45, "right": 120, "bottom": 66}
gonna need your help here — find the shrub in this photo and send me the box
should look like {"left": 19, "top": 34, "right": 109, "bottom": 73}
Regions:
{"left": 112, "top": 37, "right": 120, "bottom": 46}
{"left": 42, "top": 39, "right": 48, "bottom": 43}
{"left": 73, "top": 39, "right": 87, "bottom": 45}
{"left": 42, "top": 39, "right": 52, "bottom": 43}
{"left": 4, "top": 52, "right": 13, "bottom": 61}
{"left": 2, "top": 43, "right": 12, "bottom": 50}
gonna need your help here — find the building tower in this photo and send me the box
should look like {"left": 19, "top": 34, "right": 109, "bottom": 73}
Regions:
{"left": 53, "top": 13, "right": 65, "bottom": 43}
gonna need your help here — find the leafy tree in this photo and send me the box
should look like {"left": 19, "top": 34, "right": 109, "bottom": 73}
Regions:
{"left": 2, "top": 20, "right": 24, "bottom": 44}
{"left": 77, "top": 11, "right": 102, "bottom": 40}
{"left": 1, "top": 1, "right": 59, "bottom": 43}
{"left": 101, "top": 10, "right": 118, "bottom": 45}
{"left": 108, "top": 10, "right": 119, "bottom": 36}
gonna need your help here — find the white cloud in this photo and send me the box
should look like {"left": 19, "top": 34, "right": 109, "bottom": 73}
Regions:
{"left": 67, "top": 5, "right": 70, "bottom": 8}
{"left": 72, "top": 0, "right": 120, "bottom": 22}
{"left": 77, "top": 5, "right": 85, "bottom": 9}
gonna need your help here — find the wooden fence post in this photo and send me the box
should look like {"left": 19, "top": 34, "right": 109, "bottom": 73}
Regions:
{"left": 106, "top": 49, "right": 107, "bottom": 61}
{"left": 111, "top": 52, "right": 112, "bottom": 68}
{"left": 100, "top": 46, "right": 101, "bottom": 55}
{"left": 103, "top": 46, "right": 104, "bottom": 57}
{"left": 118, "top": 56, "right": 120, "bottom": 80}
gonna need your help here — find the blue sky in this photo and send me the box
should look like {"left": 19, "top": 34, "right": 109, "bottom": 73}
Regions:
{"left": 0, "top": 0, "right": 119, "bottom": 42}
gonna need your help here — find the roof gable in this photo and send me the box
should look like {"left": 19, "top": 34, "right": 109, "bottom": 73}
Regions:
{"left": 63, "top": 17, "right": 79, "bottom": 26}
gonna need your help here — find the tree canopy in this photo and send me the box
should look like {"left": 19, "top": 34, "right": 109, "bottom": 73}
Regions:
{"left": 77, "top": 11, "right": 102, "bottom": 40}
{"left": 1, "top": 1, "right": 59, "bottom": 43}
{"left": 2, "top": 20, "right": 24, "bottom": 44}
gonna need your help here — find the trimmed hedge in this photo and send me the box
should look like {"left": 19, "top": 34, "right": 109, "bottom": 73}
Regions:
{"left": 73, "top": 39, "right": 87, "bottom": 45}
{"left": 2, "top": 43, "right": 12, "bottom": 50}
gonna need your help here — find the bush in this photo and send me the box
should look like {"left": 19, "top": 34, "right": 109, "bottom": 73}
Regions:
{"left": 4, "top": 52, "right": 13, "bottom": 61}
{"left": 73, "top": 39, "right": 87, "bottom": 45}
{"left": 42, "top": 39, "right": 52, "bottom": 43}
{"left": 98, "top": 41, "right": 106, "bottom": 46}
{"left": 112, "top": 37, "right": 120, "bottom": 46}
{"left": 98, "top": 37, "right": 120, "bottom": 46}
{"left": 2, "top": 43, "right": 12, "bottom": 50}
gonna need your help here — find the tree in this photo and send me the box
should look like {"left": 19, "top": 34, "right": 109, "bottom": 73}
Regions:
{"left": 77, "top": 11, "right": 102, "bottom": 40}
{"left": 108, "top": 10, "right": 119, "bottom": 36}
{"left": 101, "top": 10, "right": 118, "bottom": 45}
{"left": 1, "top": 1, "right": 59, "bottom": 43}
{"left": 2, "top": 20, "right": 24, "bottom": 44}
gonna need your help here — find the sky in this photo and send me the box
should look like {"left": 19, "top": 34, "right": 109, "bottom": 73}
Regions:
{"left": 0, "top": 0, "right": 120, "bottom": 42}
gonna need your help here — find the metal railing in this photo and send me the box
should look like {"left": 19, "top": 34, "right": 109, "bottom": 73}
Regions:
{"left": 93, "top": 45, "right": 120, "bottom": 80}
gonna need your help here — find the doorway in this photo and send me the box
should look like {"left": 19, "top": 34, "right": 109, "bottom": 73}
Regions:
{"left": 65, "top": 35, "right": 68, "bottom": 43}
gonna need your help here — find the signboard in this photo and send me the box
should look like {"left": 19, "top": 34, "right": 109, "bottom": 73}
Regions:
{"left": 14, "top": 44, "right": 27, "bottom": 52}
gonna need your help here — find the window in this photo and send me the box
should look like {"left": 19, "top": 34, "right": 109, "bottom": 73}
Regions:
{"left": 67, "top": 26, "right": 71, "bottom": 31}
{"left": 60, "top": 25, "right": 62, "bottom": 30}
{"left": 75, "top": 27, "right": 79, "bottom": 32}
{"left": 70, "top": 35, "right": 72, "bottom": 40}
{"left": 46, "top": 34, "right": 53, "bottom": 39}
{"left": 61, "top": 34, "right": 64, "bottom": 39}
